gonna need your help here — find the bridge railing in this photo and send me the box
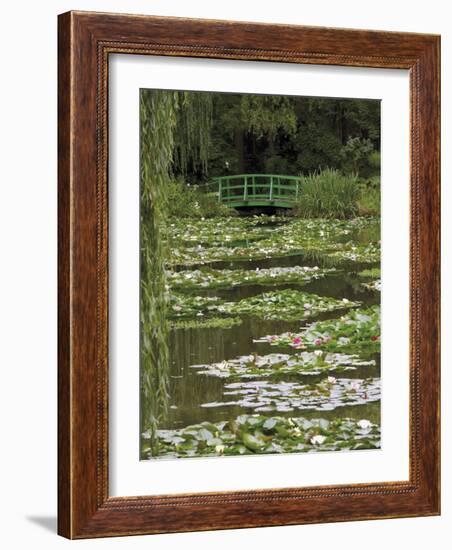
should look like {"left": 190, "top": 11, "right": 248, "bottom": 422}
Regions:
{"left": 205, "top": 174, "right": 301, "bottom": 207}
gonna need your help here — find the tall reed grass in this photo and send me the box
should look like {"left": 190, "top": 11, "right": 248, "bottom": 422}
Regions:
{"left": 294, "top": 168, "right": 359, "bottom": 219}
{"left": 358, "top": 177, "right": 381, "bottom": 216}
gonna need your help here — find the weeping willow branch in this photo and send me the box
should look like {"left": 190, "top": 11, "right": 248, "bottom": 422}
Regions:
{"left": 140, "top": 89, "right": 213, "bottom": 456}
{"left": 140, "top": 90, "right": 177, "bottom": 455}
{"left": 240, "top": 95, "right": 297, "bottom": 138}
{"left": 172, "top": 91, "right": 213, "bottom": 175}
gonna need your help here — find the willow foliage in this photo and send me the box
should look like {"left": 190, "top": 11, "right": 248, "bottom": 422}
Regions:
{"left": 140, "top": 89, "right": 212, "bottom": 455}
{"left": 240, "top": 95, "right": 297, "bottom": 138}
{"left": 140, "top": 90, "right": 176, "bottom": 455}
{"left": 173, "top": 92, "right": 213, "bottom": 175}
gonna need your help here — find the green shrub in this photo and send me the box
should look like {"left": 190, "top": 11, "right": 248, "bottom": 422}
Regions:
{"left": 367, "top": 151, "right": 381, "bottom": 173}
{"left": 164, "top": 179, "right": 234, "bottom": 218}
{"left": 340, "top": 137, "right": 374, "bottom": 174}
{"left": 293, "top": 169, "right": 359, "bottom": 219}
{"left": 358, "top": 177, "right": 380, "bottom": 216}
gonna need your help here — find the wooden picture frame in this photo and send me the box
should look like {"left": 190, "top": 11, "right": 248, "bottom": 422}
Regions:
{"left": 58, "top": 10, "right": 440, "bottom": 538}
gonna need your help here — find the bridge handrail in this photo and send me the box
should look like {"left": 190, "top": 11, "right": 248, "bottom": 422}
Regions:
{"left": 204, "top": 174, "right": 302, "bottom": 206}
{"left": 212, "top": 173, "right": 301, "bottom": 180}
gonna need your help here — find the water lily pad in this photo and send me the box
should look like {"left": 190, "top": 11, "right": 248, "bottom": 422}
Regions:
{"left": 168, "top": 265, "right": 337, "bottom": 291}
{"left": 326, "top": 242, "right": 380, "bottom": 263}
{"left": 169, "top": 289, "right": 360, "bottom": 323}
{"left": 361, "top": 279, "right": 381, "bottom": 292}
{"left": 242, "top": 432, "right": 266, "bottom": 452}
{"left": 167, "top": 217, "right": 380, "bottom": 266}
{"left": 169, "top": 293, "right": 225, "bottom": 320}
{"left": 170, "top": 316, "right": 242, "bottom": 330}
{"left": 255, "top": 305, "right": 380, "bottom": 355}
{"left": 200, "top": 377, "right": 380, "bottom": 413}
{"left": 191, "top": 350, "right": 374, "bottom": 379}
{"left": 166, "top": 216, "right": 276, "bottom": 248}
{"left": 146, "top": 414, "right": 381, "bottom": 458}
{"left": 142, "top": 215, "right": 381, "bottom": 462}
{"left": 227, "top": 289, "right": 360, "bottom": 321}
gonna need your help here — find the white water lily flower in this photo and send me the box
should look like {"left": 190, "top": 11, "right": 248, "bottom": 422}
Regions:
{"left": 215, "top": 444, "right": 225, "bottom": 454}
{"left": 348, "top": 381, "right": 361, "bottom": 391}
{"left": 357, "top": 419, "right": 372, "bottom": 430}
{"left": 327, "top": 376, "right": 337, "bottom": 384}
{"left": 310, "top": 435, "right": 326, "bottom": 445}
{"left": 314, "top": 350, "right": 323, "bottom": 357}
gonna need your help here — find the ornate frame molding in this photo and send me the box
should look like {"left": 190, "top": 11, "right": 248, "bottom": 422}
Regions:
{"left": 58, "top": 11, "right": 440, "bottom": 538}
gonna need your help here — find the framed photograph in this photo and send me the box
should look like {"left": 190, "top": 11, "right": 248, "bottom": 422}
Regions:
{"left": 58, "top": 11, "right": 440, "bottom": 538}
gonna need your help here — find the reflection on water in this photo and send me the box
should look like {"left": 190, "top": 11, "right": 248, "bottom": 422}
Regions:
{"left": 163, "top": 221, "right": 380, "bottom": 431}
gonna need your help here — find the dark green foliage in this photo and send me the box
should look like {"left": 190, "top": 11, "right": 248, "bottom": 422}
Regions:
{"left": 172, "top": 93, "right": 380, "bottom": 182}
{"left": 340, "top": 137, "right": 375, "bottom": 175}
{"left": 293, "top": 169, "right": 360, "bottom": 219}
{"left": 240, "top": 95, "right": 297, "bottom": 138}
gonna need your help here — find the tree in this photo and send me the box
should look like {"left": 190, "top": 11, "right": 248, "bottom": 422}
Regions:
{"left": 140, "top": 90, "right": 212, "bottom": 455}
{"left": 175, "top": 93, "right": 380, "bottom": 181}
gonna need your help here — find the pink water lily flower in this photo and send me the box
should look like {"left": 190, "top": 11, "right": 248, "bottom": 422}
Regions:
{"left": 314, "top": 338, "right": 322, "bottom": 345}
{"left": 292, "top": 337, "right": 302, "bottom": 345}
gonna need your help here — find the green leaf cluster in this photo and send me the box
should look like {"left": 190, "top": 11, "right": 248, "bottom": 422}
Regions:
{"left": 190, "top": 350, "right": 374, "bottom": 379}
{"left": 144, "top": 415, "right": 380, "bottom": 458}
{"left": 228, "top": 289, "right": 360, "bottom": 322}
{"left": 168, "top": 265, "right": 336, "bottom": 292}
{"left": 255, "top": 305, "right": 380, "bottom": 355}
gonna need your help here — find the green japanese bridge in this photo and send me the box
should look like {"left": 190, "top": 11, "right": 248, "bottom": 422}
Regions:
{"left": 207, "top": 174, "right": 301, "bottom": 209}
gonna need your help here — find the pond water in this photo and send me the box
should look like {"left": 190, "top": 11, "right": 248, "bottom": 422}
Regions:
{"left": 160, "top": 217, "right": 381, "bottom": 437}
